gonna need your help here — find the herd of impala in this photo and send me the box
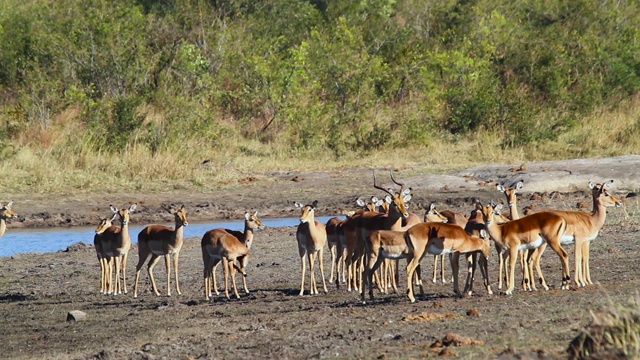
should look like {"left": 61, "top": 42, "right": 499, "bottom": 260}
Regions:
{"left": 0, "top": 170, "right": 623, "bottom": 304}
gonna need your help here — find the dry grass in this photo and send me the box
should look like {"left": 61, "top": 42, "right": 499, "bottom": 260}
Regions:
{"left": 0, "top": 98, "right": 639, "bottom": 195}
{"left": 567, "top": 294, "right": 640, "bottom": 359}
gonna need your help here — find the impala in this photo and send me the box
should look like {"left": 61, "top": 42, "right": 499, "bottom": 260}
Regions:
{"left": 531, "top": 180, "right": 623, "bottom": 288}
{"left": 496, "top": 181, "right": 524, "bottom": 290}
{"left": 426, "top": 205, "right": 460, "bottom": 284}
{"left": 295, "top": 200, "right": 328, "bottom": 296}
{"left": 404, "top": 222, "right": 493, "bottom": 303}
{"left": 481, "top": 202, "right": 571, "bottom": 295}
{"left": 347, "top": 171, "right": 412, "bottom": 292}
{"left": 133, "top": 205, "right": 188, "bottom": 298}
{"left": 94, "top": 213, "right": 117, "bottom": 294}
{"left": 326, "top": 216, "right": 345, "bottom": 286}
{"left": 0, "top": 200, "right": 17, "bottom": 239}
{"left": 202, "top": 211, "right": 266, "bottom": 300}
{"left": 100, "top": 204, "right": 137, "bottom": 295}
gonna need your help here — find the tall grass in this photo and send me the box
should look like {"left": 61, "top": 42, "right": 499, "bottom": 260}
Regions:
{"left": 0, "top": 97, "right": 639, "bottom": 195}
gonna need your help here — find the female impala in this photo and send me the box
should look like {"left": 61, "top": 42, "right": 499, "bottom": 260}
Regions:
{"left": 496, "top": 181, "right": 525, "bottom": 290}
{"left": 100, "top": 204, "right": 137, "bottom": 295}
{"left": 133, "top": 205, "right": 188, "bottom": 298}
{"left": 0, "top": 200, "right": 17, "bottom": 239}
{"left": 481, "top": 202, "right": 571, "bottom": 295}
{"left": 202, "top": 211, "right": 266, "bottom": 300}
{"left": 404, "top": 222, "right": 493, "bottom": 303}
{"left": 530, "top": 180, "right": 623, "bottom": 288}
{"left": 94, "top": 213, "right": 117, "bottom": 294}
{"left": 295, "top": 200, "right": 328, "bottom": 296}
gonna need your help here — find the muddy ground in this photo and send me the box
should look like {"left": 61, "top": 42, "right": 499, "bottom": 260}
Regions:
{"left": 1, "top": 156, "right": 639, "bottom": 360}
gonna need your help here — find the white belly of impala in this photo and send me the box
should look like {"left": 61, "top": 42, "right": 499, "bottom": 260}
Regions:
{"left": 427, "top": 244, "right": 452, "bottom": 256}
{"left": 381, "top": 247, "right": 407, "bottom": 259}
{"left": 518, "top": 236, "right": 544, "bottom": 250}
{"left": 560, "top": 235, "right": 575, "bottom": 245}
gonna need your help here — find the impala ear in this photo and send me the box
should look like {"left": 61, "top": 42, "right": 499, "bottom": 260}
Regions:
{"left": 496, "top": 203, "right": 504, "bottom": 211}
{"left": 356, "top": 199, "right": 365, "bottom": 207}
{"left": 403, "top": 194, "right": 412, "bottom": 202}
{"left": 496, "top": 184, "right": 505, "bottom": 193}
{"left": 311, "top": 200, "right": 319, "bottom": 208}
{"left": 129, "top": 203, "right": 137, "bottom": 212}
{"left": 480, "top": 229, "right": 488, "bottom": 239}
{"left": 6, "top": 200, "right": 13, "bottom": 207}
{"left": 110, "top": 205, "right": 118, "bottom": 213}
{"left": 253, "top": 210, "right": 258, "bottom": 217}
{"left": 429, "top": 203, "right": 436, "bottom": 211}
{"left": 371, "top": 196, "right": 379, "bottom": 202}
{"left": 604, "top": 180, "right": 614, "bottom": 189}
{"left": 385, "top": 195, "right": 392, "bottom": 204}
{"left": 294, "top": 202, "right": 303, "bottom": 208}
{"left": 401, "top": 188, "right": 411, "bottom": 196}
{"left": 110, "top": 213, "right": 118, "bottom": 222}
{"left": 516, "top": 181, "right": 524, "bottom": 191}
{"left": 245, "top": 212, "right": 250, "bottom": 220}
{"left": 589, "top": 181, "right": 596, "bottom": 189}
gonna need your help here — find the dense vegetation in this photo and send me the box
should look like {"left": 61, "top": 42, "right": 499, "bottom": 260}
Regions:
{"left": 0, "top": 0, "right": 639, "bottom": 192}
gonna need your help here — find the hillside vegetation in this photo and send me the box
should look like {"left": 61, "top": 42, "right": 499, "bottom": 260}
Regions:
{"left": 0, "top": 0, "right": 639, "bottom": 193}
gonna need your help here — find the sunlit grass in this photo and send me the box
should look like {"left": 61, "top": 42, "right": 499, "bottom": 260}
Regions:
{"left": 0, "top": 97, "right": 639, "bottom": 195}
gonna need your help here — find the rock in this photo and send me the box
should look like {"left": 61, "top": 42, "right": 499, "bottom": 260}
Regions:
{"left": 67, "top": 310, "right": 86, "bottom": 322}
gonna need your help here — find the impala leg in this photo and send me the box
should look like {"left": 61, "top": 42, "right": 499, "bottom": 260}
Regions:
{"left": 461, "top": 252, "right": 473, "bottom": 296}
{"left": 212, "top": 262, "right": 220, "bottom": 295}
{"left": 450, "top": 252, "right": 461, "bottom": 297}
{"left": 229, "top": 258, "right": 240, "bottom": 299}
{"left": 414, "top": 263, "right": 424, "bottom": 297}
{"left": 318, "top": 248, "right": 328, "bottom": 294}
{"left": 173, "top": 253, "right": 181, "bottom": 295}
{"left": 221, "top": 258, "right": 230, "bottom": 299}
{"left": 328, "top": 245, "right": 336, "bottom": 285}
{"left": 432, "top": 255, "right": 438, "bottom": 283}
{"left": 583, "top": 241, "right": 593, "bottom": 285}
{"left": 497, "top": 249, "right": 505, "bottom": 290}
{"left": 164, "top": 254, "right": 172, "bottom": 296}
{"left": 299, "top": 247, "right": 307, "bottom": 296}
{"left": 114, "top": 256, "right": 123, "bottom": 295}
{"left": 478, "top": 253, "right": 492, "bottom": 295}
{"left": 405, "top": 255, "right": 420, "bottom": 303}
{"left": 573, "top": 238, "right": 584, "bottom": 287}
{"left": 146, "top": 254, "right": 162, "bottom": 296}
{"left": 532, "top": 244, "right": 549, "bottom": 290}
{"left": 310, "top": 252, "right": 319, "bottom": 295}
{"left": 203, "top": 256, "right": 211, "bottom": 300}
{"left": 365, "top": 253, "right": 384, "bottom": 303}
{"left": 238, "top": 256, "right": 250, "bottom": 294}
{"left": 548, "top": 241, "right": 571, "bottom": 290}
{"left": 506, "top": 247, "right": 518, "bottom": 295}
{"left": 106, "top": 257, "right": 114, "bottom": 295}
{"left": 122, "top": 253, "right": 129, "bottom": 294}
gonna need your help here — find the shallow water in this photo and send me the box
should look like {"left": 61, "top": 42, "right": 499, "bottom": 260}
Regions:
{"left": 0, "top": 216, "right": 336, "bottom": 257}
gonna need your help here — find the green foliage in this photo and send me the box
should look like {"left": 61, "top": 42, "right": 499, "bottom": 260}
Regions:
{"left": 0, "top": 0, "right": 639, "bottom": 157}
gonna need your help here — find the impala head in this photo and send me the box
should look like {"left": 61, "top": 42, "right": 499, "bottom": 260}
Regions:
{"left": 496, "top": 181, "right": 523, "bottom": 209}
{"left": 423, "top": 203, "right": 448, "bottom": 223}
{"left": 481, "top": 200, "right": 503, "bottom": 226}
{"left": 245, "top": 210, "right": 266, "bottom": 231}
{"left": 167, "top": 205, "right": 188, "bottom": 226}
{"left": 590, "top": 180, "right": 623, "bottom": 208}
{"left": 294, "top": 200, "right": 318, "bottom": 224}
{"left": 0, "top": 200, "right": 17, "bottom": 220}
{"left": 95, "top": 213, "right": 117, "bottom": 234}
{"left": 110, "top": 203, "right": 137, "bottom": 226}
{"left": 373, "top": 170, "right": 411, "bottom": 219}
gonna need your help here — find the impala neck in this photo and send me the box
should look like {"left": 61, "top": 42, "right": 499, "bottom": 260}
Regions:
{"left": 387, "top": 206, "right": 405, "bottom": 231}
{"left": 484, "top": 218, "right": 506, "bottom": 248}
{"left": 0, "top": 218, "right": 6, "bottom": 237}
{"left": 243, "top": 221, "right": 255, "bottom": 249}
{"left": 591, "top": 193, "right": 608, "bottom": 229}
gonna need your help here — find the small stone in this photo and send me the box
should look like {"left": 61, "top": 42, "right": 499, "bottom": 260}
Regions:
{"left": 66, "top": 310, "right": 86, "bottom": 322}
